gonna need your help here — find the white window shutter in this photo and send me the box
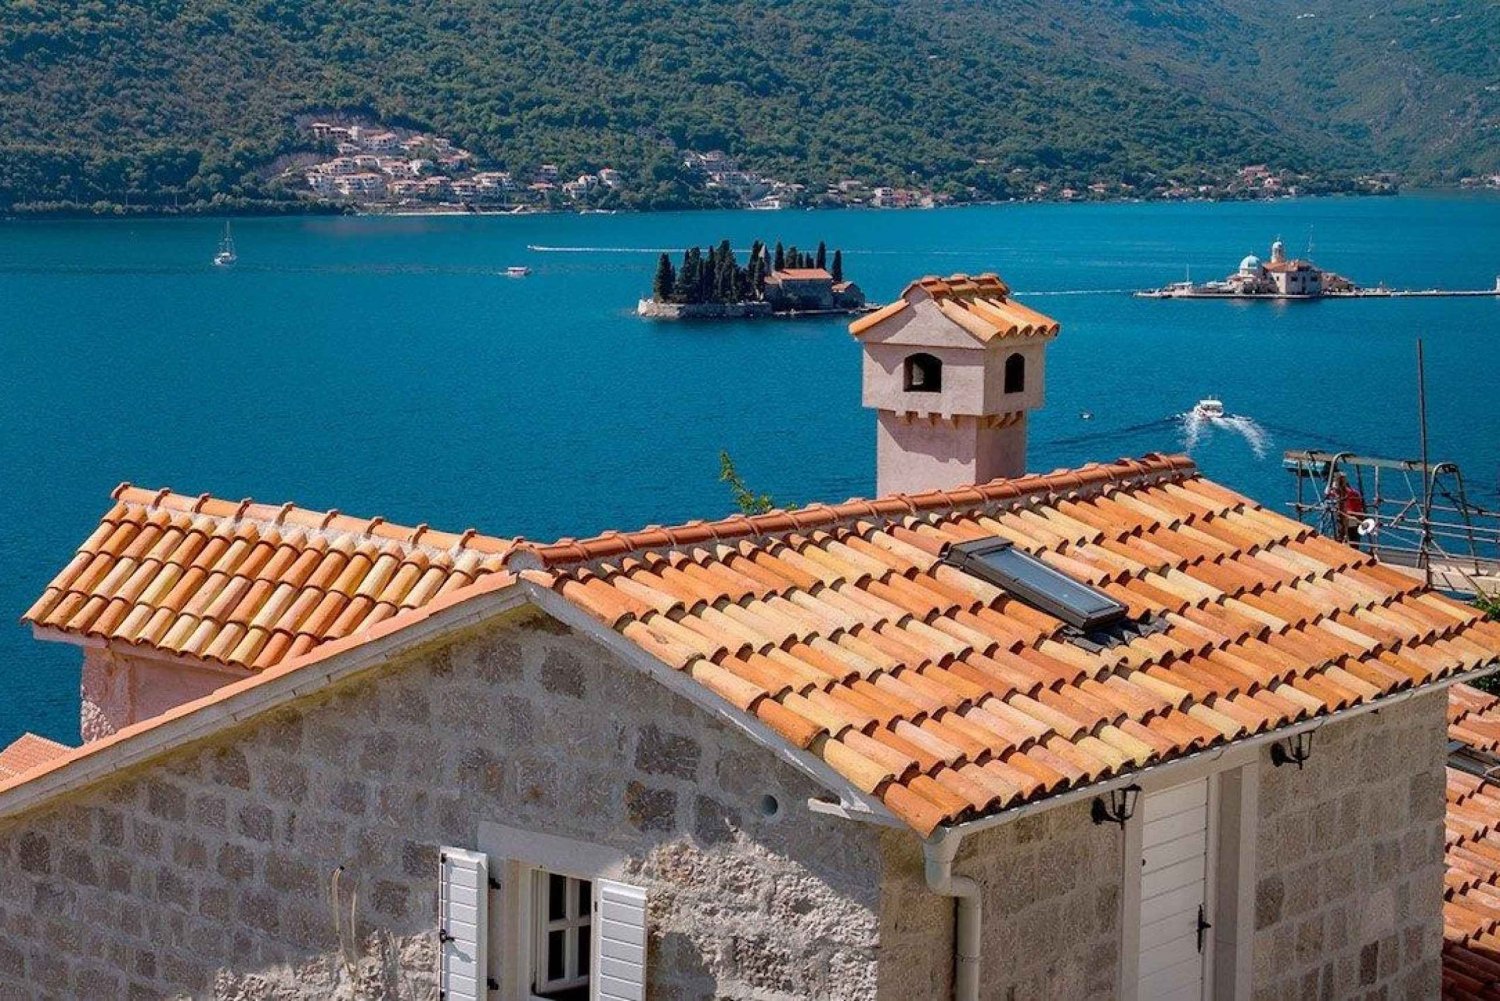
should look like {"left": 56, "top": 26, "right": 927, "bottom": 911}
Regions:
{"left": 592, "top": 879, "right": 647, "bottom": 1001}
{"left": 438, "top": 847, "right": 489, "bottom": 1001}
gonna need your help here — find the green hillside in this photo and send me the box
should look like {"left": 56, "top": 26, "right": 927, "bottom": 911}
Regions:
{"left": 0, "top": 0, "right": 1493, "bottom": 213}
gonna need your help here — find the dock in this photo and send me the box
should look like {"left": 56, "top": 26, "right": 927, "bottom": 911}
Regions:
{"left": 1137, "top": 283, "right": 1500, "bottom": 301}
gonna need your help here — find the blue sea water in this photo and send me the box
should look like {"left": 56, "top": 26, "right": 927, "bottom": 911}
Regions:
{"left": 2, "top": 194, "right": 1498, "bottom": 745}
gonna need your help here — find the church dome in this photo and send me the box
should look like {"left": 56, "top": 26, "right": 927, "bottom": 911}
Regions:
{"left": 1239, "top": 255, "right": 1262, "bottom": 274}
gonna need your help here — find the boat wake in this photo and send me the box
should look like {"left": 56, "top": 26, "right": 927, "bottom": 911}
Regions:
{"left": 1010, "top": 288, "right": 1135, "bottom": 296}
{"left": 527, "top": 245, "right": 685, "bottom": 253}
{"left": 1044, "top": 417, "right": 1177, "bottom": 448}
{"left": 1180, "top": 411, "right": 1270, "bottom": 459}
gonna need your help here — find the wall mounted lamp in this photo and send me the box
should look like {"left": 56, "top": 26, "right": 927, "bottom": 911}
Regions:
{"left": 1271, "top": 731, "right": 1314, "bottom": 769}
{"left": 1091, "top": 783, "right": 1141, "bottom": 827}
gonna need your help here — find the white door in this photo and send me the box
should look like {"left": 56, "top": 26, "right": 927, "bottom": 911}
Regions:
{"left": 1136, "top": 778, "right": 1215, "bottom": 1001}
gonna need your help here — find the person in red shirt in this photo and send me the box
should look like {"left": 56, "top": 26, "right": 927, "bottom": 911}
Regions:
{"left": 1326, "top": 471, "right": 1366, "bottom": 545}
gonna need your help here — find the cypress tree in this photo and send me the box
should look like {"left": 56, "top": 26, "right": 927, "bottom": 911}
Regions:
{"left": 786, "top": 246, "right": 799, "bottom": 271}
{"left": 679, "top": 247, "right": 702, "bottom": 304}
{"left": 749, "top": 246, "right": 766, "bottom": 298}
{"left": 653, "top": 253, "right": 676, "bottom": 301}
{"left": 697, "top": 245, "right": 715, "bottom": 303}
{"left": 746, "top": 240, "right": 763, "bottom": 300}
{"left": 773, "top": 241, "right": 785, "bottom": 272}
{"left": 815, "top": 241, "right": 827, "bottom": 270}
{"left": 715, "top": 240, "right": 737, "bottom": 303}
{"left": 831, "top": 249, "right": 843, "bottom": 283}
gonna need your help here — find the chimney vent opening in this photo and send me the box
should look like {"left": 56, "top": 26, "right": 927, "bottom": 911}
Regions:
{"left": 903, "top": 353, "right": 942, "bottom": 393}
{"left": 1003, "top": 353, "right": 1026, "bottom": 394}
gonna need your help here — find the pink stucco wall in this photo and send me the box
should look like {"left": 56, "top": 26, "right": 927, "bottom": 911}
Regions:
{"left": 876, "top": 412, "right": 1028, "bottom": 495}
{"left": 79, "top": 647, "right": 249, "bottom": 742}
{"left": 857, "top": 293, "right": 1051, "bottom": 495}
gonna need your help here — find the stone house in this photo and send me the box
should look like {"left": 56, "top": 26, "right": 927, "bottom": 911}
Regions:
{"left": 1, "top": 273, "right": 1498, "bottom": 1001}
{"left": 763, "top": 269, "right": 865, "bottom": 312}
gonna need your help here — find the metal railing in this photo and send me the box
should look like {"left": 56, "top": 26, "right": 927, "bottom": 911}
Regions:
{"left": 1284, "top": 449, "right": 1500, "bottom": 595}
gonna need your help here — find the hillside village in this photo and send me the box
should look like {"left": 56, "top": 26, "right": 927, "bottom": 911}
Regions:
{"left": 284, "top": 122, "right": 1384, "bottom": 215}
{"left": 295, "top": 123, "right": 625, "bottom": 212}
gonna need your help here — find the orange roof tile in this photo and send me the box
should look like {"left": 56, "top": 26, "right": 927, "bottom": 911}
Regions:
{"left": 14, "top": 460, "right": 1500, "bottom": 840}
{"left": 0, "top": 733, "right": 71, "bottom": 780}
{"left": 848, "top": 272, "right": 1059, "bottom": 343}
{"left": 1446, "top": 683, "right": 1500, "bottom": 999}
{"left": 499, "top": 454, "right": 1500, "bottom": 834}
{"left": 771, "top": 268, "right": 833, "bottom": 281}
{"left": 23, "top": 484, "right": 514, "bottom": 671}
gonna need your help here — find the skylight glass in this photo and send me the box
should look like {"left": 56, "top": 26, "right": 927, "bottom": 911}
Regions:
{"left": 942, "top": 537, "right": 1128, "bottom": 631}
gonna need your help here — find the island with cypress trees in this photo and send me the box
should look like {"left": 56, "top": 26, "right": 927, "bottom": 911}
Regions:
{"left": 638, "top": 239, "right": 869, "bottom": 319}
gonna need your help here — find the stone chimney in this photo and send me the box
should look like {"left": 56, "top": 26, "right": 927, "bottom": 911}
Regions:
{"left": 849, "top": 273, "right": 1059, "bottom": 495}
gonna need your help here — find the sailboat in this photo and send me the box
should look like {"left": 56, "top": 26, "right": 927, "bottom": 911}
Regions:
{"left": 213, "top": 223, "right": 237, "bottom": 267}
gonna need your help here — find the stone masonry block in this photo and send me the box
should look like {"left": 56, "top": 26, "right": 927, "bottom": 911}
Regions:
{"left": 636, "top": 724, "right": 702, "bottom": 780}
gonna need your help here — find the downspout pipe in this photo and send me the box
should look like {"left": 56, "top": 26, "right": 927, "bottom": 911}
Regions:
{"left": 923, "top": 827, "right": 980, "bottom": 1001}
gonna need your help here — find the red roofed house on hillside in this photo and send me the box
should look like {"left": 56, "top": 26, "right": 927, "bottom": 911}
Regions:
{"left": 0, "top": 273, "right": 1497, "bottom": 1000}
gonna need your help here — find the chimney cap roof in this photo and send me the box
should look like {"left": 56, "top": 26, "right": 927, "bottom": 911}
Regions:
{"left": 849, "top": 272, "right": 1059, "bottom": 343}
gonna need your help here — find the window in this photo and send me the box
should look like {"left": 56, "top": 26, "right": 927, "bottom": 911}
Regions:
{"left": 942, "top": 536, "right": 1126, "bottom": 630}
{"left": 473, "top": 823, "right": 649, "bottom": 1001}
{"left": 1004, "top": 352, "right": 1025, "bottom": 394}
{"left": 903, "top": 352, "right": 942, "bottom": 392}
{"left": 533, "top": 871, "right": 592, "bottom": 1000}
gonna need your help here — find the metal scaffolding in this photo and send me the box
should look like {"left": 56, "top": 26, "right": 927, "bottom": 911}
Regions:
{"left": 1283, "top": 449, "right": 1499, "bottom": 597}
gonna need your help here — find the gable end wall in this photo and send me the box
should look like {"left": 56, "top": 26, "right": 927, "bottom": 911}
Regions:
{"left": 0, "top": 611, "right": 886, "bottom": 1000}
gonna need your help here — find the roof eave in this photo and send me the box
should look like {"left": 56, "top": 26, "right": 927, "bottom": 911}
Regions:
{"left": 0, "top": 573, "right": 903, "bottom": 830}
{"left": 0, "top": 576, "right": 532, "bottom": 821}
{"left": 521, "top": 583, "right": 905, "bottom": 828}
{"left": 897, "top": 660, "right": 1500, "bottom": 842}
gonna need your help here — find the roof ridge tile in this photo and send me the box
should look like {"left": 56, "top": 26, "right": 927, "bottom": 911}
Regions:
{"left": 506, "top": 454, "right": 1197, "bottom": 573}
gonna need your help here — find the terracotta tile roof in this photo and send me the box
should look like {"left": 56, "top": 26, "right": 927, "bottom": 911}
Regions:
{"left": 1453, "top": 684, "right": 1500, "bottom": 755}
{"left": 771, "top": 268, "right": 833, "bottom": 281}
{"left": 1446, "top": 683, "right": 1500, "bottom": 999}
{"left": 0, "top": 733, "right": 71, "bottom": 781}
{"left": 500, "top": 454, "right": 1500, "bottom": 834}
{"left": 23, "top": 484, "right": 513, "bottom": 671}
{"left": 1262, "top": 259, "right": 1315, "bottom": 273}
{"left": 15, "top": 460, "right": 1500, "bottom": 840}
{"left": 848, "top": 272, "right": 1059, "bottom": 343}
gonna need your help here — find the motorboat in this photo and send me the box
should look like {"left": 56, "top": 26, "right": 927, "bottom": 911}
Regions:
{"left": 504, "top": 265, "right": 531, "bottom": 277}
{"left": 1193, "top": 397, "right": 1224, "bottom": 419}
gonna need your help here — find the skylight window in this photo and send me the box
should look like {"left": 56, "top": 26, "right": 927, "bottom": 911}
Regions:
{"left": 942, "top": 537, "right": 1127, "bottom": 631}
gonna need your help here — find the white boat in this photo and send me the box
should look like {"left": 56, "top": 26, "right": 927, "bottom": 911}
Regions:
{"left": 1193, "top": 397, "right": 1224, "bottom": 419}
{"left": 212, "top": 223, "right": 237, "bottom": 267}
{"left": 504, "top": 266, "right": 531, "bottom": 277}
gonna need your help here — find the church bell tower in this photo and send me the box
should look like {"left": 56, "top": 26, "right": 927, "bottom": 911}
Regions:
{"left": 848, "top": 273, "right": 1059, "bottom": 496}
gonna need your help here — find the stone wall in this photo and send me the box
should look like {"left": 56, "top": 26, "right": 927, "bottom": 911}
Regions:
{"left": 0, "top": 610, "right": 886, "bottom": 1000}
{"left": 875, "top": 800, "right": 1124, "bottom": 1001}
{"left": 1251, "top": 689, "right": 1448, "bottom": 1001}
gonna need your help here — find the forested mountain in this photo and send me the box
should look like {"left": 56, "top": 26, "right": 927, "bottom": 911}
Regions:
{"left": 1, "top": 0, "right": 1493, "bottom": 213}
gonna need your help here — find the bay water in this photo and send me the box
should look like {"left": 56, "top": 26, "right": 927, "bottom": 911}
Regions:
{"left": 2, "top": 194, "right": 1497, "bottom": 744}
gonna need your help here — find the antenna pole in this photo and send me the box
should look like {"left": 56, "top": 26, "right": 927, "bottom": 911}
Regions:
{"left": 1417, "top": 339, "right": 1433, "bottom": 587}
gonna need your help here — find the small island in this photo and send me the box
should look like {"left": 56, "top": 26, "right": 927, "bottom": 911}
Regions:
{"left": 638, "top": 239, "right": 869, "bottom": 319}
